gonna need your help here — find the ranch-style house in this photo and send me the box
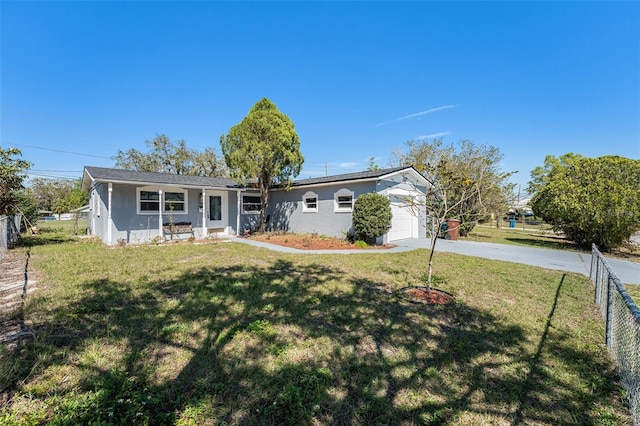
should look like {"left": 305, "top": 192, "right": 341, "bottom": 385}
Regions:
{"left": 81, "top": 165, "right": 429, "bottom": 245}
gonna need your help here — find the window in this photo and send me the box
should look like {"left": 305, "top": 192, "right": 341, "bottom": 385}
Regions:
{"left": 139, "top": 190, "right": 160, "bottom": 212}
{"left": 302, "top": 191, "right": 318, "bottom": 213}
{"left": 242, "top": 194, "right": 261, "bottom": 214}
{"left": 137, "top": 187, "right": 188, "bottom": 215}
{"left": 164, "top": 191, "right": 186, "bottom": 212}
{"left": 334, "top": 189, "right": 354, "bottom": 212}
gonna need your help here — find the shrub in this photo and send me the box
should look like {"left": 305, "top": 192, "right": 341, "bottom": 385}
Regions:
{"left": 352, "top": 193, "right": 392, "bottom": 244}
{"left": 532, "top": 155, "right": 640, "bottom": 251}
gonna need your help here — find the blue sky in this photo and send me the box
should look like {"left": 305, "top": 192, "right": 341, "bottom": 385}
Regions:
{"left": 2, "top": 1, "right": 639, "bottom": 196}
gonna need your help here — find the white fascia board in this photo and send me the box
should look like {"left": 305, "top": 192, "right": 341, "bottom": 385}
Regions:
{"left": 87, "top": 176, "right": 231, "bottom": 191}
{"left": 81, "top": 168, "right": 96, "bottom": 191}
{"left": 378, "top": 167, "right": 430, "bottom": 186}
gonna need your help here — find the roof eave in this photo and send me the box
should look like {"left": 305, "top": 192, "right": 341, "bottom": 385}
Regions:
{"left": 377, "top": 166, "right": 431, "bottom": 186}
{"left": 90, "top": 177, "right": 236, "bottom": 190}
{"left": 289, "top": 175, "right": 381, "bottom": 189}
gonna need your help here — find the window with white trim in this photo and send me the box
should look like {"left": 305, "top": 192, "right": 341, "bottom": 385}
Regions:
{"left": 137, "top": 187, "right": 188, "bottom": 215}
{"left": 164, "top": 191, "right": 186, "bottom": 213}
{"left": 302, "top": 191, "right": 318, "bottom": 213}
{"left": 334, "top": 188, "right": 354, "bottom": 212}
{"left": 242, "top": 194, "right": 261, "bottom": 214}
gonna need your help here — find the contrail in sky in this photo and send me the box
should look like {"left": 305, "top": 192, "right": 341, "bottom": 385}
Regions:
{"left": 375, "top": 104, "right": 460, "bottom": 127}
{"left": 415, "top": 131, "right": 452, "bottom": 140}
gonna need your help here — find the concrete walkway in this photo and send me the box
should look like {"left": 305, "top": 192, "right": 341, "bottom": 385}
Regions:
{"left": 233, "top": 237, "right": 640, "bottom": 285}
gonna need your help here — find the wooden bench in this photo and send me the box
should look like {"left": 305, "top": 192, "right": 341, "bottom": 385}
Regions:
{"left": 163, "top": 221, "right": 193, "bottom": 235}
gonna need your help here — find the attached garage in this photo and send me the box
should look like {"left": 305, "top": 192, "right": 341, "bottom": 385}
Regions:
{"left": 388, "top": 195, "right": 420, "bottom": 241}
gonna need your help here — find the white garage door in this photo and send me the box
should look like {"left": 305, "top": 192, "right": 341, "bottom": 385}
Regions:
{"left": 388, "top": 196, "right": 418, "bottom": 241}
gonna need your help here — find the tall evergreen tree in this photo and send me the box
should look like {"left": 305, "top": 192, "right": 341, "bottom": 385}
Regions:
{"left": 220, "top": 98, "right": 304, "bottom": 232}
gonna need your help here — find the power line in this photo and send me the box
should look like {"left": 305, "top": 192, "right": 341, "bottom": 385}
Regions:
{"left": 30, "top": 169, "right": 83, "bottom": 173}
{"left": 27, "top": 172, "right": 80, "bottom": 180}
{"left": 1, "top": 142, "right": 112, "bottom": 159}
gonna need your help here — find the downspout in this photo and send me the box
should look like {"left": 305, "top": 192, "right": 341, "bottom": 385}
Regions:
{"left": 201, "top": 189, "right": 206, "bottom": 238}
{"left": 91, "top": 188, "right": 96, "bottom": 236}
{"left": 107, "top": 183, "right": 112, "bottom": 245}
{"left": 236, "top": 189, "right": 241, "bottom": 236}
{"left": 158, "top": 187, "right": 163, "bottom": 240}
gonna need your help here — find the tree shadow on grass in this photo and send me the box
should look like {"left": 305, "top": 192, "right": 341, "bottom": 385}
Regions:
{"left": 2, "top": 258, "right": 629, "bottom": 424}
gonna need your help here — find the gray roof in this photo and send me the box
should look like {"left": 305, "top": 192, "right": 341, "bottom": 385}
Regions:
{"left": 83, "top": 166, "right": 240, "bottom": 190}
{"left": 83, "top": 165, "right": 428, "bottom": 191}
{"left": 290, "top": 166, "right": 428, "bottom": 187}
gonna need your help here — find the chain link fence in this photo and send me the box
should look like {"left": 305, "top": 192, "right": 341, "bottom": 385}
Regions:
{"left": 0, "top": 215, "right": 22, "bottom": 261}
{"left": 591, "top": 243, "right": 640, "bottom": 424}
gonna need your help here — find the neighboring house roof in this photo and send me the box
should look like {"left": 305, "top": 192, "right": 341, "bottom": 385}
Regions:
{"left": 82, "top": 166, "right": 240, "bottom": 191}
{"left": 82, "top": 165, "right": 430, "bottom": 191}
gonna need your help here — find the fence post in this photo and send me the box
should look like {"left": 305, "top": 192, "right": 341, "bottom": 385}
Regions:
{"left": 605, "top": 274, "right": 614, "bottom": 348}
{"left": 592, "top": 245, "right": 600, "bottom": 304}
{"left": 0, "top": 216, "right": 6, "bottom": 261}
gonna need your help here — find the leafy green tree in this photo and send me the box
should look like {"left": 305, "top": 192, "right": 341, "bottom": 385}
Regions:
{"left": 532, "top": 155, "right": 640, "bottom": 251}
{"left": 16, "top": 191, "right": 38, "bottom": 231}
{"left": 395, "top": 139, "right": 515, "bottom": 236}
{"left": 50, "top": 198, "right": 69, "bottom": 220}
{"left": 527, "top": 152, "right": 584, "bottom": 195}
{"left": 406, "top": 158, "right": 486, "bottom": 292}
{"left": 352, "top": 193, "right": 392, "bottom": 244}
{"left": 64, "top": 180, "right": 89, "bottom": 210}
{"left": 0, "top": 147, "right": 31, "bottom": 216}
{"left": 220, "top": 98, "right": 304, "bottom": 232}
{"left": 27, "top": 178, "right": 85, "bottom": 211}
{"left": 391, "top": 138, "right": 514, "bottom": 291}
{"left": 114, "top": 135, "right": 228, "bottom": 177}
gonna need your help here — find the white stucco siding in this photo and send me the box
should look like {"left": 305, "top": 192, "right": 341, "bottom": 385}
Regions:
{"left": 268, "top": 181, "right": 376, "bottom": 237}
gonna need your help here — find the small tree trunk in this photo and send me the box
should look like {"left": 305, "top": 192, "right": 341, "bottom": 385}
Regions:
{"left": 426, "top": 233, "right": 439, "bottom": 293}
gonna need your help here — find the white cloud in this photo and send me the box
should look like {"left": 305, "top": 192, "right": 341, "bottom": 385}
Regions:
{"left": 375, "top": 104, "right": 460, "bottom": 127}
{"left": 414, "top": 131, "right": 451, "bottom": 140}
{"left": 333, "top": 162, "right": 360, "bottom": 169}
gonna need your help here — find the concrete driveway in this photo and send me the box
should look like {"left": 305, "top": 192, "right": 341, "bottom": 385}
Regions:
{"left": 235, "top": 237, "right": 640, "bottom": 285}
{"left": 399, "top": 238, "right": 640, "bottom": 285}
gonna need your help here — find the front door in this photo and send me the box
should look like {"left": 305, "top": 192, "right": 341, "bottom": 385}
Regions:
{"left": 206, "top": 191, "right": 227, "bottom": 231}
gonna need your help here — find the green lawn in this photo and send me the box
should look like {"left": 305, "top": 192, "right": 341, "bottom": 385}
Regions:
{"left": 466, "top": 223, "right": 640, "bottom": 262}
{"left": 35, "top": 218, "right": 88, "bottom": 236}
{"left": 0, "top": 236, "right": 630, "bottom": 425}
{"left": 465, "top": 223, "right": 580, "bottom": 250}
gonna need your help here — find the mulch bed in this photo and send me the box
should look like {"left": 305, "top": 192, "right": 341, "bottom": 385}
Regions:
{"left": 248, "top": 233, "right": 394, "bottom": 250}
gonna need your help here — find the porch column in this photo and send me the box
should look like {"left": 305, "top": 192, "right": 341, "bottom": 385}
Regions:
{"left": 236, "top": 189, "right": 241, "bottom": 236}
{"left": 107, "top": 183, "right": 112, "bottom": 245}
{"left": 201, "top": 189, "right": 206, "bottom": 238}
{"left": 158, "top": 187, "right": 163, "bottom": 239}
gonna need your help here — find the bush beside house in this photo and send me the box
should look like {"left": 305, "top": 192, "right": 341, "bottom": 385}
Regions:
{"left": 353, "top": 193, "right": 392, "bottom": 244}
